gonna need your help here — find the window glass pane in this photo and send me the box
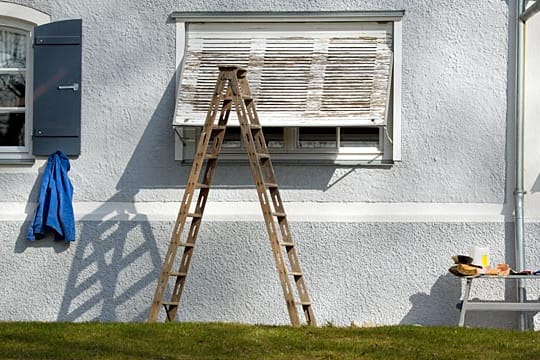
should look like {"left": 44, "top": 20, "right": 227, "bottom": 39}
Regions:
{"left": 220, "top": 126, "right": 284, "bottom": 149}
{"left": 222, "top": 127, "right": 242, "bottom": 148}
{"left": 298, "top": 127, "right": 337, "bottom": 148}
{"left": 261, "top": 127, "right": 284, "bottom": 149}
{"left": 0, "top": 112, "right": 24, "bottom": 146}
{"left": 340, "top": 127, "right": 380, "bottom": 147}
{"left": 0, "top": 29, "right": 27, "bottom": 68}
{"left": 0, "top": 73, "right": 25, "bottom": 107}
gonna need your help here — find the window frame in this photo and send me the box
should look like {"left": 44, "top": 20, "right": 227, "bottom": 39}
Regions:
{"left": 0, "top": 2, "right": 50, "bottom": 163}
{"left": 173, "top": 11, "right": 403, "bottom": 165}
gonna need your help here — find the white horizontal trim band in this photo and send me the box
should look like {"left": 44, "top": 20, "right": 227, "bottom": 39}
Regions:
{"left": 170, "top": 11, "right": 405, "bottom": 22}
{"left": 0, "top": 201, "right": 516, "bottom": 222}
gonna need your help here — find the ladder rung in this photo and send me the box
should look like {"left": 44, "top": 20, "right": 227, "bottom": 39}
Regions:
{"left": 272, "top": 212, "right": 286, "bottom": 218}
{"left": 170, "top": 271, "right": 187, "bottom": 277}
{"left": 243, "top": 96, "right": 253, "bottom": 101}
{"left": 257, "top": 153, "right": 270, "bottom": 159}
{"left": 280, "top": 242, "right": 295, "bottom": 247}
{"left": 204, "top": 154, "right": 218, "bottom": 160}
{"left": 212, "top": 125, "right": 227, "bottom": 131}
{"left": 196, "top": 183, "right": 210, "bottom": 189}
{"left": 295, "top": 301, "right": 312, "bottom": 306}
{"left": 265, "top": 182, "right": 278, "bottom": 188}
{"left": 288, "top": 271, "right": 303, "bottom": 276}
{"left": 178, "top": 242, "right": 195, "bottom": 248}
{"left": 249, "top": 124, "right": 262, "bottom": 130}
{"left": 162, "top": 301, "right": 179, "bottom": 306}
{"left": 186, "top": 212, "right": 202, "bottom": 218}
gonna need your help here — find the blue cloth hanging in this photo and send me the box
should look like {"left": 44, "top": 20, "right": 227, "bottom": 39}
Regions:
{"left": 27, "top": 150, "right": 75, "bottom": 242}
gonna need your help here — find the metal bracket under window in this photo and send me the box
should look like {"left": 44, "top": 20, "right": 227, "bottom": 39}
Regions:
{"left": 174, "top": 127, "right": 187, "bottom": 145}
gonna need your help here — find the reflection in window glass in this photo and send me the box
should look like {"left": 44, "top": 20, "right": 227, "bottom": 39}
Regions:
{"left": 298, "top": 127, "right": 337, "bottom": 148}
{"left": 0, "top": 112, "right": 24, "bottom": 146}
{"left": 340, "top": 127, "right": 380, "bottom": 148}
{"left": 0, "top": 73, "right": 25, "bottom": 107}
{"left": 221, "top": 126, "right": 284, "bottom": 149}
{"left": 0, "top": 27, "right": 27, "bottom": 149}
{"left": 0, "top": 28, "right": 27, "bottom": 68}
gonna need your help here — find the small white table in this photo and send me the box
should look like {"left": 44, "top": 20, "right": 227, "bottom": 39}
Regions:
{"left": 458, "top": 275, "right": 540, "bottom": 327}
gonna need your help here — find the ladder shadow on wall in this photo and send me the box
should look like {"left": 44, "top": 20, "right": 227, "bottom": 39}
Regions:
{"left": 55, "top": 74, "right": 179, "bottom": 321}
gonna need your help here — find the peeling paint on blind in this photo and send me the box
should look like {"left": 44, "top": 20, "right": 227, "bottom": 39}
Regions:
{"left": 175, "top": 22, "right": 393, "bottom": 127}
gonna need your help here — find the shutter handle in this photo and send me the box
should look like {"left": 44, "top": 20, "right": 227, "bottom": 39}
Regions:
{"left": 58, "top": 83, "right": 80, "bottom": 91}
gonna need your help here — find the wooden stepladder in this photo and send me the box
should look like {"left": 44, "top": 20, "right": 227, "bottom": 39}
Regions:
{"left": 148, "top": 65, "right": 316, "bottom": 327}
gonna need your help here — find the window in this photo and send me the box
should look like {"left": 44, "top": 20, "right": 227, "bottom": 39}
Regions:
{"left": 0, "top": 2, "right": 49, "bottom": 162}
{"left": 173, "top": 12, "right": 403, "bottom": 164}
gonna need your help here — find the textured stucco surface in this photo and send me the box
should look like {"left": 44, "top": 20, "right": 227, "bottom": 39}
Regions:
{"left": 1, "top": 0, "right": 533, "bottom": 329}
{"left": 2, "top": 220, "right": 539, "bottom": 328}
{"left": 0, "top": 0, "right": 509, "bottom": 203}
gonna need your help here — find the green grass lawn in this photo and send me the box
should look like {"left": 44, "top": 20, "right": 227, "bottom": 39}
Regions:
{"left": 0, "top": 322, "right": 539, "bottom": 359}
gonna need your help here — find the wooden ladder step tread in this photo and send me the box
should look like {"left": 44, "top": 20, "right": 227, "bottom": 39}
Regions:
{"left": 288, "top": 271, "right": 303, "bottom": 276}
{"left": 161, "top": 301, "right": 179, "bottom": 306}
{"left": 265, "top": 182, "right": 278, "bottom": 188}
{"left": 272, "top": 212, "right": 286, "bottom": 217}
{"left": 186, "top": 212, "right": 202, "bottom": 218}
{"left": 295, "top": 301, "right": 312, "bottom": 306}
{"left": 280, "top": 242, "right": 295, "bottom": 247}
{"left": 256, "top": 153, "right": 270, "bottom": 159}
{"left": 196, "top": 183, "right": 210, "bottom": 189}
{"left": 204, "top": 154, "right": 219, "bottom": 160}
{"left": 170, "top": 271, "right": 188, "bottom": 277}
{"left": 213, "top": 125, "right": 227, "bottom": 131}
{"left": 249, "top": 124, "right": 262, "bottom": 130}
{"left": 178, "top": 242, "right": 195, "bottom": 248}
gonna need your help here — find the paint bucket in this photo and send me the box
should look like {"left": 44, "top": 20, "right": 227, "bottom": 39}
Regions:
{"left": 469, "top": 246, "right": 490, "bottom": 268}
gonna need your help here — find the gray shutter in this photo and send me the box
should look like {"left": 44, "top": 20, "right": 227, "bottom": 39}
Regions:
{"left": 33, "top": 19, "right": 82, "bottom": 156}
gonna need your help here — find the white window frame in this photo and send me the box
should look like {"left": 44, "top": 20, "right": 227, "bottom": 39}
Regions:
{"left": 0, "top": 2, "right": 50, "bottom": 163}
{"left": 173, "top": 11, "right": 403, "bottom": 165}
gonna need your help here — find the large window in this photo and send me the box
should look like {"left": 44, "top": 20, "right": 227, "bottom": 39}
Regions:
{"left": 173, "top": 12, "right": 403, "bottom": 164}
{"left": 0, "top": 2, "right": 50, "bottom": 162}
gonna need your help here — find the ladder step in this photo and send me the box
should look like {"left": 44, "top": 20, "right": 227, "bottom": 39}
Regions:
{"left": 186, "top": 212, "right": 202, "bottom": 218}
{"left": 212, "top": 125, "right": 227, "bottom": 131}
{"left": 288, "top": 271, "right": 303, "bottom": 276}
{"left": 280, "top": 242, "right": 295, "bottom": 247}
{"left": 162, "top": 301, "right": 179, "bottom": 306}
{"left": 196, "top": 183, "right": 210, "bottom": 189}
{"left": 178, "top": 242, "right": 195, "bottom": 248}
{"left": 265, "top": 182, "right": 278, "bottom": 188}
{"left": 204, "top": 154, "right": 218, "bottom": 160}
{"left": 257, "top": 153, "right": 270, "bottom": 159}
{"left": 170, "top": 271, "right": 187, "bottom": 277}
{"left": 272, "top": 212, "right": 286, "bottom": 218}
{"left": 249, "top": 124, "right": 262, "bottom": 130}
{"left": 295, "top": 301, "right": 312, "bottom": 306}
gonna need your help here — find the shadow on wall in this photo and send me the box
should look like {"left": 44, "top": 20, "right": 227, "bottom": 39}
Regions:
{"left": 54, "top": 74, "right": 178, "bottom": 321}
{"left": 56, "top": 202, "right": 162, "bottom": 321}
{"left": 400, "top": 274, "right": 461, "bottom": 326}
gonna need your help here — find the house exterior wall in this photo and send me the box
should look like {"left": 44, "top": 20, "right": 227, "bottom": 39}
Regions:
{"left": 1, "top": 0, "right": 539, "bottom": 328}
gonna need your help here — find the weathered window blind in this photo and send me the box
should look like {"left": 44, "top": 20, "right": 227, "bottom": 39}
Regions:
{"left": 175, "top": 22, "right": 393, "bottom": 127}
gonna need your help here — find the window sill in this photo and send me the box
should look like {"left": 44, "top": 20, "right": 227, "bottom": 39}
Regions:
{"left": 181, "top": 157, "right": 395, "bottom": 167}
{"left": 0, "top": 158, "right": 35, "bottom": 165}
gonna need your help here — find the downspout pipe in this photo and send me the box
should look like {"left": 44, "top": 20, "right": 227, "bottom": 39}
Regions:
{"left": 514, "top": 0, "right": 526, "bottom": 331}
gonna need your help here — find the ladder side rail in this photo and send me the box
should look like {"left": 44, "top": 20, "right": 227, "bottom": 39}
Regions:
{"left": 239, "top": 73, "right": 317, "bottom": 326}
{"left": 148, "top": 74, "right": 228, "bottom": 321}
{"left": 230, "top": 71, "right": 302, "bottom": 326}
{"left": 165, "top": 89, "right": 235, "bottom": 320}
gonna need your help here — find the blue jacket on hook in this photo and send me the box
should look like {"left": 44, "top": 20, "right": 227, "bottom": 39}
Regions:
{"left": 27, "top": 150, "right": 75, "bottom": 242}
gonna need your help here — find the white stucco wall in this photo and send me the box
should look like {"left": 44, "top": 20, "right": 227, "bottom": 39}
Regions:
{"left": 1, "top": 0, "right": 537, "bottom": 328}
